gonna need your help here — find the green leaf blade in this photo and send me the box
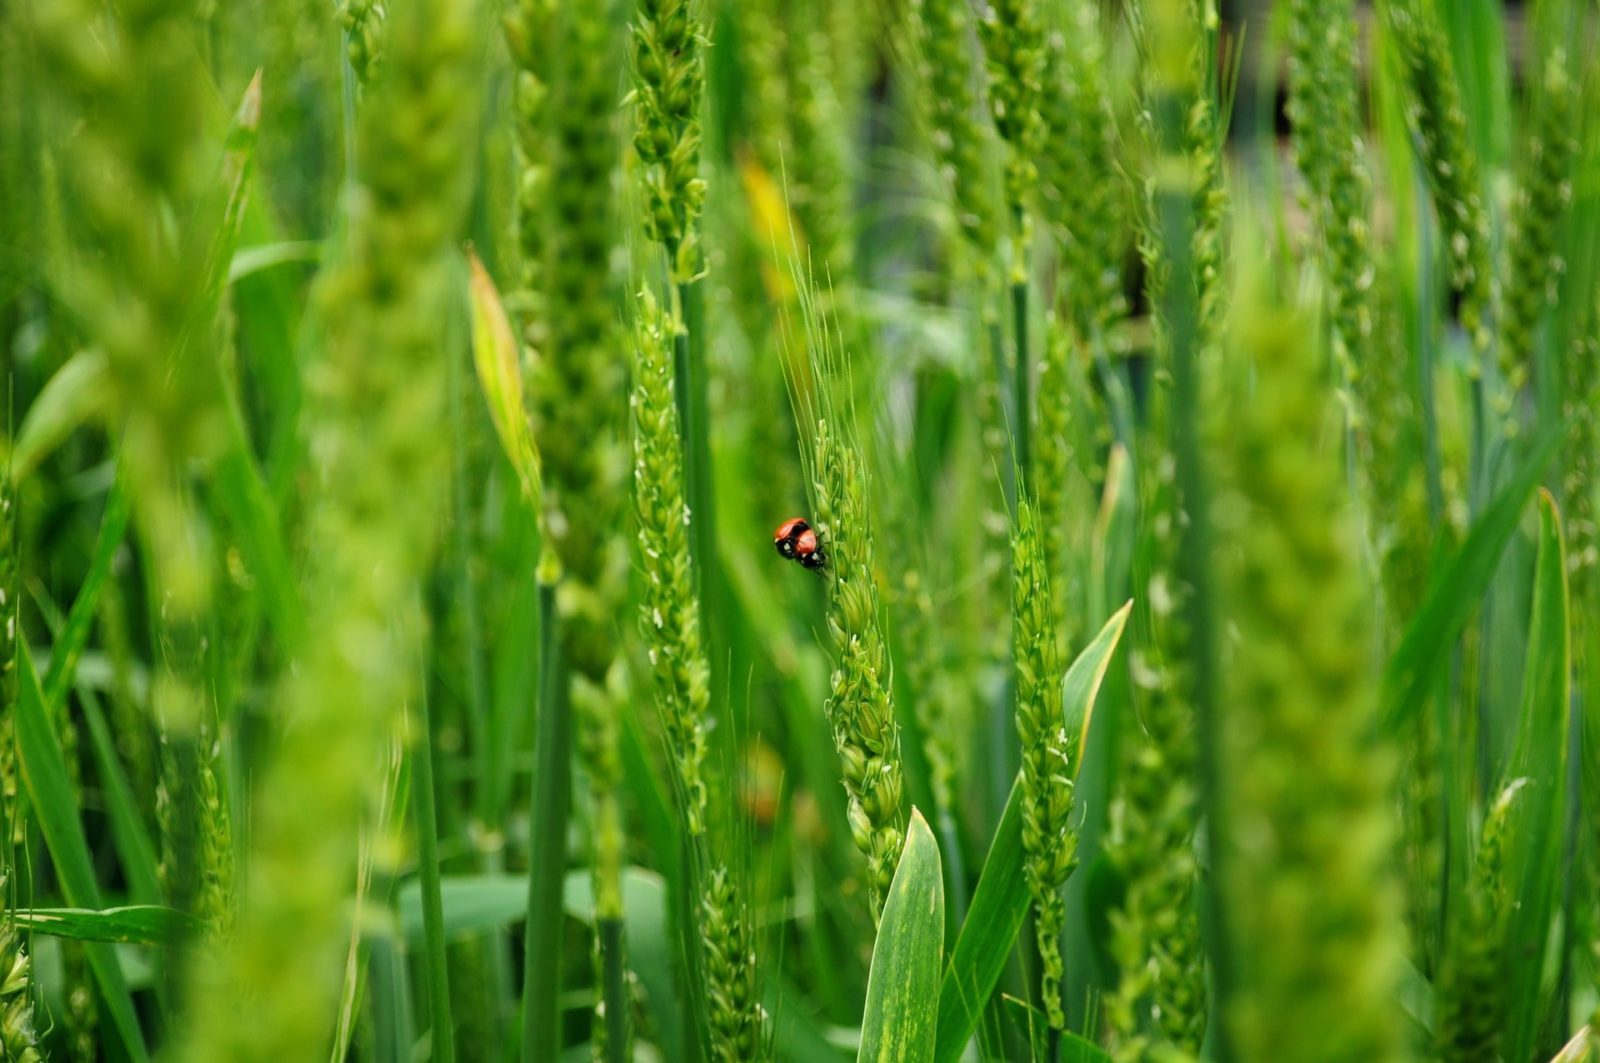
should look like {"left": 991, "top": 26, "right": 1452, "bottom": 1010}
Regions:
{"left": 1380, "top": 423, "right": 1564, "bottom": 735}
{"left": 860, "top": 808, "right": 944, "bottom": 1063}
{"left": 15, "top": 644, "right": 149, "bottom": 1062}
{"left": 15, "top": 905, "right": 200, "bottom": 945}
{"left": 1502, "top": 490, "right": 1571, "bottom": 1062}
{"left": 934, "top": 603, "right": 1132, "bottom": 1062}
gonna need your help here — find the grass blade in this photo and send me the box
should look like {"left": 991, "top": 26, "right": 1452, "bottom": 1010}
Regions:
{"left": 198, "top": 71, "right": 263, "bottom": 314}
{"left": 228, "top": 240, "right": 322, "bottom": 284}
{"left": 860, "top": 808, "right": 944, "bottom": 1062}
{"left": 15, "top": 643, "right": 149, "bottom": 1062}
{"left": 15, "top": 905, "right": 201, "bottom": 945}
{"left": 43, "top": 474, "right": 130, "bottom": 707}
{"left": 1503, "top": 490, "right": 1571, "bottom": 1061}
{"left": 212, "top": 384, "right": 304, "bottom": 650}
{"left": 411, "top": 686, "right": 455, "bottom": 1063}
{"left": 77, "top": 686, "right": 163, "bottom": 903}
{"left": 934, "top": 603, "right": 1131, "bottom": 1062}
{"left": 522, "top": 579, "right": 569, "bottom": 1062}
{"left": 1380, "top": 421, "right": 1565, "bottom": 735}
{"left": 8, "top": 350, "right": 108, "bottom": 482}
{"left": 467, "top": 250, "right": 540, "bottom": 505}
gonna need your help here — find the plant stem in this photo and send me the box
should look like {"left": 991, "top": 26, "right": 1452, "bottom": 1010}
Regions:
{"left": 412, "top": 682, "right": 455, "bottom": 1063}
{"left": 672, "top": 271, "right": 716, "bottom": 593}
{"left": 521, "top": 576, "right": 569, "bottom": 1063}
{"left": 989, "top": 311, "right": 1017, "bottom": 518}
{"left": 600, "top": 917, "right": 629, "bottom": 1063}
{"left": 675, "top": 830, "right": 708, "bottom": 1062}
{"left": 368, "top": 915, "right": 415, "bottom": 1063}
{"left": 1153, "top": 81, "right": 1230, "bottom": 1063}
{"left": 1417, "top": 200, "right": 1444, "bottom": 525}
{"left": 1012, "top": 274, "right": 1031, "bottom": 496}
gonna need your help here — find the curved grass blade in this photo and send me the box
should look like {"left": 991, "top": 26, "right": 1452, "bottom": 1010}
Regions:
{"left": 213, "top": 384, "right": 305, "bottom": 649}
{"left": 15, "top": 905, "right": 201, "bottom": 945}
{"left": 1503, "top": 491, "right": 1571, "bottom": 1062}
{"left": 15, "top": 644, "right": 149, "bottom": 1062}
{"left": 205, "top": 71, "right": 305, "bottom": 654}
{"left": 467, "top": 249, "right": 541, "bottom": 505}
{"left": 9, "top": 350, "right": 108, "bottom": 483}
{"left": 934, "top": 602, "right": 1133, "bottom": 1063}
{"left": 192, "top": 69, "right": 263, "bottom": 332}
{"left": 860, "top": 808, "right": 944, "bottom": 1062}
{"left": 77, "top": 687, "right": 162, "bottom": 903}
{"left": 1380, "top": 422, "right": 1564, "bottom": 735}
{"left": 43, "top": 474, "right": 130, "bottom": 707}
{"left": 228, "top": 240, "right": 322, "bottom": 284}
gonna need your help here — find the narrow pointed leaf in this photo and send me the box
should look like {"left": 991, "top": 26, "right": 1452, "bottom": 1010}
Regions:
{"left": 198, "top": 70, "right": 263, "bottom": 317}
{"left": 15, "top": 905, "right": 201, "bottom": 945}
{"left": 934, "top": 603, "right": 1133, "bottom": 1062}
{"left": 860, "top": 808, "right": 944, "bottom": 1062}
{"left": 1502, "top": 491, "right": 1570, "bottom": 1062}
{"left": 44, "top": 475, "right": 130, "bottom": 706}
{"left": 10, "top": 350, "right": 108, "bottom": 482}
{"left": 1380, "top": 422, "right": 1564, "bottom": 734}
{"left": 15, "top": 644, "right": 149, "bottom": 1062}
{"left": 467, "top": 250, "right": 541, "bottom": 504}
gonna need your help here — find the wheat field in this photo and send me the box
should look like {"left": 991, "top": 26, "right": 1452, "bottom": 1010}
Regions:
{"left": 1, "top": 0, "right": 1598, "bottom": 1060}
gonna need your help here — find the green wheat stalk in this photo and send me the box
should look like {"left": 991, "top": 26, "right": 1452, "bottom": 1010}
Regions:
{"left": 977, "top": 0, "right": 1044, "bottom": 246}
{"left": 32, "top": 0, "right": 233, "bottom": 983}
{"left": 174, "top": 0, "right": 482, "bottom": 1055}
{"left": 1037, "top": 0, "right": 1127, "bottom": 344}
{"left": 0, "top": 914, "right": 40, "bottom": 1063}
{"left": 979, "top": 0, "right": 1046, "bottom": 490}
{"left": 501, "top": 0, "right": 554, "bottom": 363}
{"left": 1286, "top": 0, "right": 1373, "bottom": 379}
{"left": 1012, "top": 494, "right": 1077, "bottom": 1031}
{"left": 337, "top": 0, "right": 387, "bottom": 86}
{"left": 1383, "top": 0, "right": 1494, "bottom": 357}
{"left": 515, "top": 4, "right": 633, "bottom": 1055}
{"left": 1566, "top": 307, "right": 1600, "bottom": 1044}
{"left": 699, "top": 866, "right": 767, "bottom": 1061}
{"left": 1131, "top": 0, "right": 1229, "bottom": 361}
{"left": 0, "top": 473, "right": 40, "bottom": 1063}
{"left": 630, "top": 0, "right": 718, "bottom": 685}
{"left": 0, "top": 473, "right": 17, "bottom": 847}
{"left": 1108, "top": 436, "right": 1207, "bottom": 1058}
{"left": 1184, "top": 0, "right": 1227, "bottom": 345}
{"left": 1290, "top": 2, "right": 1446, "bottom": 963}
{"left": 1034, "top": 0, "right": 1126, "bottom": 644}
{"left": 631, "top": 287, "right": 767, "bottom": 1059}
{"left": 790, "top": 277, "right": 906, "bottom": 922}
{"left": 631, "top": 0, "right": 704, "bottom": 279}
{"left": 907, "top": 0, "right": 1014, "bottom": 665}
{"left": 1105, "top": 5, "right": 1220, "bottom": 1055}
{"left": 633, "top": 287, "right": 713, "bottom": 840}
{"left": 1434, "top": 780, "right": 1525, "bottom": 1063}
{"left": 1500, "top": 48, "right": 1578, "bottom": 421}
{"left": 787, "top": 20, "right": 855, "bottom": 283}
{"left": 906, "top": 0, "right": 1002, "bottom": 286}
{"left": 1213, "top": 249, "right": 1407, "bottom": 1063}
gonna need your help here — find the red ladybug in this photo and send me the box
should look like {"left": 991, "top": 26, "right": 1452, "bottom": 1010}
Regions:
{"left": 774, "top": 517, "right": 827, "bottom": 570}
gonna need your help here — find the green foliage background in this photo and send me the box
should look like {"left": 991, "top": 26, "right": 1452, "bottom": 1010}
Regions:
{"left": 0, "top": 0, "right": 1598, "bottom": 1060}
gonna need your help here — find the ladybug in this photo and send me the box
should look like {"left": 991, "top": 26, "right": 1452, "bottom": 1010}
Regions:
{"left": 774, "top": 517, "right": 827, "bottom": 571}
